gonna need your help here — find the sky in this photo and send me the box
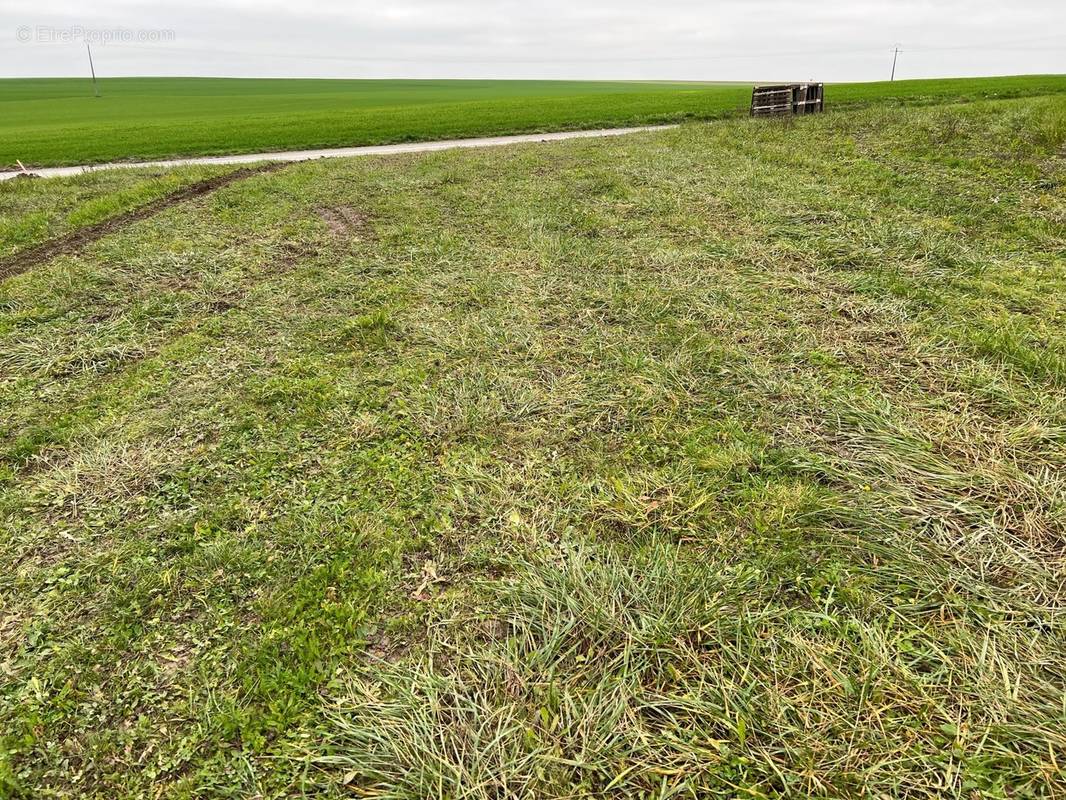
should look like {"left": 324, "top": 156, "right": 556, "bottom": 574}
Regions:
{"left": 3, "top": 0, "right": 1064, "bottom": 82}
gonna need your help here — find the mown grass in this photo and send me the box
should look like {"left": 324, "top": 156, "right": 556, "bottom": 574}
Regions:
{"left": 0, "top": 165, "right": 239, "bottom": 258}
{"left": 1, "top": 92, "right": 1065, "bottom": 797}
{"left": 2, "top": 74, "right": 1065, "bottom": 168}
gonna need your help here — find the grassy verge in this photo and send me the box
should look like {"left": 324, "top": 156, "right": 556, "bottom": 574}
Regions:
{"left": 0, "top": 166, "right": 240, "bottom": 259}
{"left": 2, "top": 74, "right": 1064, "bottom": 167}
{"left": 1, "top": 93, "right": 1064, "bottom": 797}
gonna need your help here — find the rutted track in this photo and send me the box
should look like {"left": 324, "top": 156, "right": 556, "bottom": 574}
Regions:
{"left": 0, "top": 126, "right": 677, "bottom": 282}
{"left": 0, "top": 163, "right": 288, "bottom": 281}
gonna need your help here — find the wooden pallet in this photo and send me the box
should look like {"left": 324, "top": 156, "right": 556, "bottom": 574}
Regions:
{"left": 751, "top": 83, "right": 824, "bottom": 117}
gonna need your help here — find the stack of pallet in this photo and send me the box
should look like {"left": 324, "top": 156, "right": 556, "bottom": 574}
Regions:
{"left": 750, "top": 83, "right": 825, "bottom": 117}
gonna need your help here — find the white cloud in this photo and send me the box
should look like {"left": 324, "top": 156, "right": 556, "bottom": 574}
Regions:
{"left": 3, "top": 0, "right": 1064, "bottom": 80}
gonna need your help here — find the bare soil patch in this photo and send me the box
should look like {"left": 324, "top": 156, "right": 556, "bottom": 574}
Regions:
{"left": 316, "top": 206, "right": 374, "bottom": 239}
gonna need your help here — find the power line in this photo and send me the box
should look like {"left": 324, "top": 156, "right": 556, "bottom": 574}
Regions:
{"left": 86, "top": 42, "right": 100, "bottom": 96}
{"left": 4, "top": 37, "right": 1062, "bottom": 64}
{"left": 24, "top": 42, "right": 889, "bottom": 64}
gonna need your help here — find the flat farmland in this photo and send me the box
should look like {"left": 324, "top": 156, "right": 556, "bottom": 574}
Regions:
{"left": 1, "top": 87, "right": 1065, "bottom": 796}
{"left": 3, "top": 74, "right": 1066, "bottom": 167}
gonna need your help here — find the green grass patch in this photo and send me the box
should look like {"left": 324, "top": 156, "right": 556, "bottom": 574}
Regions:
{"left": 1, "top": 92, "right": 1065, "bottom": 797}
{"left": 0, "top": 165, "right": 239, "bottom": 259}
{"left": 3, "top": 74, "right": 1065, "bottom": 167}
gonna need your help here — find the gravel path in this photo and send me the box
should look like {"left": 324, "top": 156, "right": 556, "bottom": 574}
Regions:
{"left": 0, "top": 125, "right": 676, "bottom": 181}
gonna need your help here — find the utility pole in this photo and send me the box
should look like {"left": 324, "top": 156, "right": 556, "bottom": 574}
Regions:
{"left": 86, "top": 42, "right": 100, "bottom": 97}
{"left": 890, "top": 45, "right": 901, "bottom": 82}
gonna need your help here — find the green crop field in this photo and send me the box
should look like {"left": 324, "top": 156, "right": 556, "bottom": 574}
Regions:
{"left": 2, "top": 74, "right": 1066, "bottom": 168}
{"left": 2, "top": 80, "right": 1066, "bottom": 797}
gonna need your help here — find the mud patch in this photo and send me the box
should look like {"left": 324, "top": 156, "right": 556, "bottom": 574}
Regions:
{"left": 270, "top": 240, "right": 320, "bottom": 276}
{"left": 316, "top": 205, "right": 374, "bottom": 240}
{"left": 0, "top": 162, "right": 290, "bottom": 281}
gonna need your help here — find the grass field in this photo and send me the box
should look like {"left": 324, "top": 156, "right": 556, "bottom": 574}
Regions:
{"left": 3, "top": 74, "right": 1066, "bottom": 168}
{"left": 2, "top": 85, "right": 1066, "bottom": 797}
{"left": 0, "top": 166, "right": 239, "bottom": 259}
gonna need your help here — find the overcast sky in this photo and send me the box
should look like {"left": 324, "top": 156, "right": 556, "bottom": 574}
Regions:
{"left": 3, "top": 0, "right": 1064, "bottom": 82}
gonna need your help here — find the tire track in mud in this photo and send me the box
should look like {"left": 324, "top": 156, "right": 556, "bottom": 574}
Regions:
{"left": 0, "top": 162, "right": 289, "bottom": 282}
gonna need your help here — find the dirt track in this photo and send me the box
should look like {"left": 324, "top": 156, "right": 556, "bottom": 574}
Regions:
{"left": 0, "top": 163, "right": 288, "bottom": 282}
{"left": 0, "top": 126, "right": 677, "bottom": 282}
{"left": 0, "top": 126, "right": 675, "bottom": 181}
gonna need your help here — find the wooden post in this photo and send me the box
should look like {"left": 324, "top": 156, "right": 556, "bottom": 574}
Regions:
{"left": 87, "top": 43, "right": 100, "bottom": 97}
